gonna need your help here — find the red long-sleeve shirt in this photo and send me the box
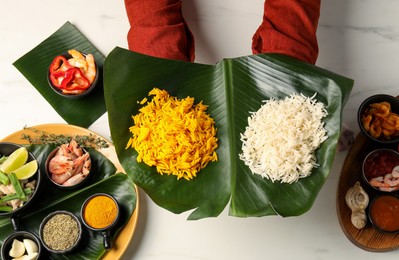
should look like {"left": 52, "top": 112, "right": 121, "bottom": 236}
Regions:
{"left": 124, "top": 0, "right": 320, "bottom": 64}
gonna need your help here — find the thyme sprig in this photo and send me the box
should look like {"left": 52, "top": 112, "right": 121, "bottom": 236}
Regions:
{"left": 21, "top": 126, "right": 109, "bottom": 149}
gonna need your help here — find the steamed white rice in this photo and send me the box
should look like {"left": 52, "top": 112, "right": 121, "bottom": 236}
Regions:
{"left": 239, "top": 93, "right": 328, "bottom": 184}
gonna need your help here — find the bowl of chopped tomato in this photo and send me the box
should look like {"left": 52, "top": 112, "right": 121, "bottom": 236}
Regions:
{"left": 357, "top": 94, "right": 399, "bottom": 144}
{"left": 47, "top": 49, "right": 99, "bottom": 99}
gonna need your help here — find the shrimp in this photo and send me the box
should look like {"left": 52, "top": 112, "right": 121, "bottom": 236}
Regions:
{"left": 67, "top": 50, "right": 96, "bottom": 84}
{"left": 369, "top": 176, "right": 390, "bottom": 188}
{"left": 67, "top": 49, "right": 88, "bottom": 71}
{"left": 369, "top": 118, "right": 382, "bottom": 138}
{"left": 71, "top": 153, "right": 90, "bottom": 176}
{"left": 361, "top": 115, "right": 373, "bottom": 132}
{"left": 369, "top": 102, "right": 390, "bottom": 118}
{"left": 67, "top": 139, "right": 83, "bottom": 157}
{"left": 392, "top": 165, "right": 399, "bottom": 178}
{"left": 84, "top": 54, "right": 96, "bottom": 84}
{"left": 382, "top": 113, "right": 399, "bottom": 131}
{"left": 68, "top": 49, "right": 85, "bottom": 60}
{"left": 51, "top": 171, "right": 73, "bottom": 185}
{"left": 383, "top": 173, "right": 399, "bottom": 187}
{"left": 62, "top": 172, "right": 88, "bottom": 187}
{"left": 48, "top": 155, "right": 73, "bottom": 175}
{"left": 49, "top": 139, "right": 91, "bottom": 185}
{"left": 82, "top": 158, "right": 91, "bottom": 175}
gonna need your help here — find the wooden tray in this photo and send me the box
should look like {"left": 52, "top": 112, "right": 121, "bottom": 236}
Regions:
{"left": 337, "top": 133, "right": 399, "bottom": 252}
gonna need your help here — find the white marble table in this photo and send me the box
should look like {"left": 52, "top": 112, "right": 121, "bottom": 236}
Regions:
{"left": 1, "top": 0, "right": 399, "bottom": 259}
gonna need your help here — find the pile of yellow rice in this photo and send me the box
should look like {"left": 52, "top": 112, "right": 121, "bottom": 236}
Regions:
{"left": 126, "top": 88, "right": 218, "bottom": 180}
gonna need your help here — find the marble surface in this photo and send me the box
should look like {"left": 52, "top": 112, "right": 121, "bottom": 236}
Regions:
{"left": 1, "top": 0, "right": 399, "bottom": 259}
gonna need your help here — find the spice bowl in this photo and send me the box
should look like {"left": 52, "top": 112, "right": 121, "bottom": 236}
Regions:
{"left": 44, "top": 140, "right": 91, "bottom": 190}
{"left": 1, "top": 231, "right": 42, "bottom": 260}
{"left": 81, "top": 193, "right": 120, "bottom": 250}
{"left": 362, "top": 148, "right": 399, "bottom": 193}
{"left": 39, "top": 210, "right": 82, "bottom": 254}
{"left": 368, "top": 194, "right": 399, "bottom": 234}
{"left": 47, "top": 50, "right": 99, "bottom": 99}
{"left": 357, "top": 94, "right": 399, "bottom": 144}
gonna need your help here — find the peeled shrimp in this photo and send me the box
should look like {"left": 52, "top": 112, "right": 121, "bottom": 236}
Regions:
{"left": 369, "top": 118, "right": 382, "bottom": 138}
{"left": 369, "top": 176, "right": 389, "bottom": 188}
{"left": 361, "top": 115, "right": 372, "bottom": 132}
{"left": 68, "top": 49, "right": 88, "bottom": 71}
{"left": 369, "top": 171, "right": 399, "bottom": 191}
{"left": 369, "top": 102, "right": 390, "bottom": 118}
{"left": 84, "top": 54, "right": 96, "bottom": 84}
{"left": 382, "top": 113, "right": 399, "bottom": 131}
{"left": 383, "top": 173, "right": 399, "bottom": 187}
{"left": 66, "top": 50, "right": 96, "bottom": 84}
{"left": 392, "top": 165, "right": 399, "bottom": 178}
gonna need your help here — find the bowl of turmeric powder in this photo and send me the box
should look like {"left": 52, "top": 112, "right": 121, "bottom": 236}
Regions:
{"left": 81, "top": 193, "right": 119, "bottom": 250}
{"left": 357, "top": 94, "right": 399, "bottom": 144}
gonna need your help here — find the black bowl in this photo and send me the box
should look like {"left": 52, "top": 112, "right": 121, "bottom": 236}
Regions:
{"left": 1, "top": 231, "right": 42, "bottom": 260}
{"left": 357, "top": 94, "right": 399, "bottom": 144}
{"left": 44, "top": 146, "right": 91, "bottom": 190}
{"left": 39, "top": 210, "right": 82, "bottom": 254}
{"left": 368, "top": 194, "right": 399, "bottom": 234}
{"left": 362, "top": 148, "right": 399, "bottom": 193}
{"left": 47, "top": 51, "right": 99, "bottom": 99}
{"left": 0, "top": 142, "right": 41, "bottom": 222}
{"left": 81, "top": 193, "right": 120, "bottom": 250}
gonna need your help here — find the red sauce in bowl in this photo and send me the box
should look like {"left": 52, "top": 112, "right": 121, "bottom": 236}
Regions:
{"left": 370, "top": 195, "right": 399, "bottom": 232}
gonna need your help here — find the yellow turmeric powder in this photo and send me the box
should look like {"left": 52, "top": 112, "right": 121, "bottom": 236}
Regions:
{"left": 83, "top": 195, "right": 118, "bottom": 229}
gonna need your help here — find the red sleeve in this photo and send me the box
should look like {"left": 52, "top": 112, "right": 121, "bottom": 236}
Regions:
{"left": 252, "top": 0, "right": 321, "bottom": 64}
{"left": 124, "top": 0, "right": 195, "bottom": 62}
{"left": 124, "top": 0, "right": 320, "bottom": 64}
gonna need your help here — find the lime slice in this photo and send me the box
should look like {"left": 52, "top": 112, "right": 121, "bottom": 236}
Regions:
{"left": 13, "top": 160, "right": 38, "bottom": 180}
{"left": 0, "top": 147, "right": 28, "bottom": 173}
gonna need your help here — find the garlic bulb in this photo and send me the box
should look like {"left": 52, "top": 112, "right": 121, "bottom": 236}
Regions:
{"left": 345, "top": 181, "right": 369, "bottom": 229}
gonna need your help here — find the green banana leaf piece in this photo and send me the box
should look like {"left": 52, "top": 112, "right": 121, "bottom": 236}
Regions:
{"left": 0, "top": 144, "right": 137, "bottom": 259}
{"left": 104, "top": 47, "right": 353, "bottom": 220}
{"left": 13, "top": 21, "right": 106, "bottom": 128}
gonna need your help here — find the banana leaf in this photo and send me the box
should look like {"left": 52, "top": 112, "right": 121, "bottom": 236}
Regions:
{"left": 13, "top": 22, "right": 106, "bottom": 128}
{"left": 104, "top": 47, "right": 353, "bottom": 219}
{"left": 0, "top": 144, "right": 136, "bottom": 259}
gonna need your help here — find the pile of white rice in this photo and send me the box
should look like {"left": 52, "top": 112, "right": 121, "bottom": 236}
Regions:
{"left": 239, "top": 93, "right": 328, "bottom": 184}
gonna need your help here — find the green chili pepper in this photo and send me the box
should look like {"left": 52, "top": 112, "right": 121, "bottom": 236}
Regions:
{"left": 0, "top": 171, "right": 9, "bottom": 185}
{"left": 8, "top": 172, "right": 25, "bottom": 200}
{"left": 0, "top": 205, "right": 13, "bottom": 212}
{"left": 0, "top": 188, "right": 32, "bottom": 203}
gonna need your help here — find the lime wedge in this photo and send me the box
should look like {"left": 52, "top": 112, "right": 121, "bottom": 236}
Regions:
{"left": 0, "top": 147, "right": 28, "bottom": 173}
{"left": 13, "top": 160, "right": 38, "bottom": 180}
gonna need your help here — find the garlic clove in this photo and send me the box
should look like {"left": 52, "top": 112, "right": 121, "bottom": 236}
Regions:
{"left": 23, "top": 239, "right": 38, "bottom": 255}
{"left": 9, "top": 239, "right": 25, "bottom": 258}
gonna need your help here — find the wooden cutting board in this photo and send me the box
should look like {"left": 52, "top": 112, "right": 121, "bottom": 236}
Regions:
{"left": 336, "top": 133, "right": 399, "bottom": 251}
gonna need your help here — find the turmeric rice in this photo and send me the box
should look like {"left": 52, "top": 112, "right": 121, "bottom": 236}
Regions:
{"left": 126, "top": 88, "right": 218, "bottom": 180}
